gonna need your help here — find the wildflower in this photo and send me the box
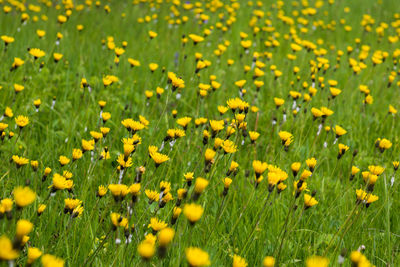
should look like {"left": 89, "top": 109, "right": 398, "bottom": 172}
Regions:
{"left": 158, "top": 227, "right": 175, "bottom": 247}
{"left": 221, "top": 139, "right": 237, "bottom": 154}
{"left": 16, "top": 219, "right": 33, "bottom": 241}
{"left": 148, "top": 217, "right": 167, "bottom": 233}
{"left": 110, "top": 213, "right": 128, "bottom": 229}
{"left": 171, "top": 207, "right": 182, "bottom": 225}
{"left": 393, "top": 161, "right": 399, "bottom": 171}
{"left": 15, "top": 115, "right": 29, "bottom": 128}
{"left": 263, "top": 256, "right": 275, "bottom": 267}
{"left": 204, "top": 149, "right": 216, "bottom": 165}
{"left": 333, "top": 125, "right": 347, "bottom": 138}
{"left": 306, "top": 158, "right": 317, "bottom": 172}
{"left": 0, "top": 236, "right": 19, "bottom": 261}
{"left": 378, "top": 138, "right": 392, "bottom": 152}
{"left": 227, "top": 161, "right": 239, "bottom": 176}
{"left": 1, "top": 35, "right": 14, "bottom": 46}
{"left": 13, "top": 187, "right": 36, "bottom": 208}
{"left": 12, "top": 155, "right": 29, "bottom": 168}
{"left": 304, "top": 194, "right": 318, "bottom": 209}
{"left": 64, "top": 198, "right": 82, "bottom": 213}
{"left": 150, "top": 152, "right": 169, "bottom": 167}
{"left": 184, "top": 172, "right": 194, "bottom": 187}
{"left": 194, "top": 177, "right": 209, "bottom": 198}
{"left": 53, "top": 53, "right": 63, "bottom": 62}
{"left": 11, "top": 57, "right": 24, "bottom": 70}
{"left": 58, "top": 156, "right": 70, "bottom": 166}
{"left": 29, "top": 48, "right": 45, "bottom": 59}
{"left": 294, "top": 180, "right": 307, "bottom": 198}
{"left": 209, "top": 120, "right": 225, "bottom": 136}
{"left": 185, "top": 247, "right": 210, "bottom": 267}
{"left": 368, "top": 165, "right": 384, "bottom": 176}
{"left": 249, "top": 131, "right": 260, "bottom": 143}
{"left": 184, "top": 203, "right": 204, "bottom": 225}
{"left": 351, "top": 166, "right": 360, "bottom": 180}
{"left": 189, "top": 34, "right": 204, "bottom": 45}
{"left": 306, "top": 256, "right": 329, "bottom": 267}
{"left": 291, "top": 162, "right": 301, "bottom": 177}
{"left": 337, "top": 143, "right": 349, "bottom": 159}
{"left": 145, "top": 190, "right": 159, "bottom": 204}
{"left": 37, "top": 204, "right": 46, "bottom": 215}
{"left": 117, "top": 154, "right": 133, "bottom": 168}
{"left": 267, "top": 172, "right": 281, "bottom": 191}
{"left": 253, "top": 160, "right": 268, "bottom": 177}
{"left": 278, "top": 131, "right": 293, "bottom": 148}
{"left": 108, "top": 184, "right": 129, "bottom": 201}
{"left": 27, "top": 247, "right": 42, "bottom": 264}
{"left": 177, "top": 117, "right": 192, "bottom": 130}
{"left": 72, "top": 149, "right": 83, "bottom": 161}
{"left": 41, "top": 254, "right": 64, "bottom": 267}
{"left": 72, "top": 205, "right": 84, "bottom": 218}
{"left": 233, "top": 255, "right": 247, "bottom": 267}
{"left": 222, "top": 177, "right": 232, "bottom": 196}
{"left": 138, "top": 241, "right": 155, "bottom": 260}
{"left": 14, "top": 83, "right": 24, "bottom": 93}
{"left": 274, "top": 98, "right": 285, "bottom": 108}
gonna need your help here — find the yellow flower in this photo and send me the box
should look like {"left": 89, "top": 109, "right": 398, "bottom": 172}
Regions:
{"left": 117, "top": 154, "right": 133, "bottom": 168}
{"left": 16, "top": 219, "right": 33, "bottom": 238}
{"left": 262, "top": 256, "right": 275, "bottom": 267}
{"left": 53, "top": 53, "right": 63, "bottom": 62}
{"left": 149, "top": 63, "right": 159, "bottom": 72}
{"left": 253, "top": 160, "right": 268, "bottom": 176}
{"left": 41, "top": 254, "right": 64, "bottom": 267}
{"left": 51, "top": 173, "right": 69, "bottom": 190}
{"left": 111, "top": 213, "right": 128, "bottom": 228}
{"left": 221, "top": 139, "right": 237, "bottom": 154}
{"left": 29, "top": 48, "right": 45, "bottom": 59}
{"left": 72, "top": 148, "right": 83, "bottom": 161}
{"left": 304, "top": 194, "right": 318, "bottom": 209}
{"left": 184, "top": 203, "right": 204, "bottom": 224}
{"left": 15, "top": 115, "right": 29, "bottom": 128}
{"left": 194, "top": 177, "right": 209, "bottom": 194}
{"left": 306, "top": 157, "right": 317, "bottom": 171}
{"left": 150, "top": 152, "right": 169, "bottom": 167}
{"left": 37, "top": 204, "right": 46, "bottom": 215}
{"left": 148, "top": 217, "right": 167, "bottom": 232}
{"left": 333, "top": 125, "right": 347, "bottom": 137}
{"left": 158, "top": 227, "right": 175, "bottom": 246}
{"left": 137, "top": 241, "right": 155, "bottom": 260}
{"left": 185, "top": 247, "right": 210, "bottom": 267}
{"left": 27, "top": 247, "right": 42, "bottom": 264}
{"left": 58, "top": 155, "right": 70, "bottom": 166}
{"left": 108, "top": 184, "right": 129, "bottom": 200}
{"left": 13, "top": 187, "right": 36, "bottom": 208}
{"left": 204, "top": 149, "right": 216, "bottom": 163}
{"left": 274, "top": 97, "right": 285, "bottom": 107}
{"left": 12, "top": 155, "right": 29, "bottom": 167}
{"left": 233, "top": 255, "right": 247, "bottom": 267}
{"left": 1, "top": 35, "right": 14, "bottom": 44}
{"left": 97, "top": 185, "right": 108, "bottom": 197}
{"left": 13, "top": 83, "right": 24, "bottom": 93}
{"left": 378, "top": 138, "right": 392, "bottom": 151}
{"left": 0, "top": 236, "right": 19, "bottom": 261}
{"left": 145, "top": 190, "right": 159, "bottom": 203}
{"left": 389, "top": 104, "right": 397, "bottom": 114}
{"left": 188, "top": 34, "right": 204, "bottom": 44}
{"left": 148, "top": 30, "right": 158, "bottom": 39}
{"left": 306, "top": 255, "right": 329, "bottom": 267}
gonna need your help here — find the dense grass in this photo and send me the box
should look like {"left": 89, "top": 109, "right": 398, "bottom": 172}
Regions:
{"left": 1, "top": 0, "right": 400, "bottom": 266}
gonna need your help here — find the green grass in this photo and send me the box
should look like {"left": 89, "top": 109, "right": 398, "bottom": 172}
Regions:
{"left": 0, "top": 0, "right": 400, "bottom": 266}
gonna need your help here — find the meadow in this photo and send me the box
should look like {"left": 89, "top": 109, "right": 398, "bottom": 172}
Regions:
{"left": 0, "top": 0, "right": 400, "bottom": 266}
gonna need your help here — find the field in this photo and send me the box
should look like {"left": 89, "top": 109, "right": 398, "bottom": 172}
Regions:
{"left": 0, "top": 0, "right": 400, "bottom": 266}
